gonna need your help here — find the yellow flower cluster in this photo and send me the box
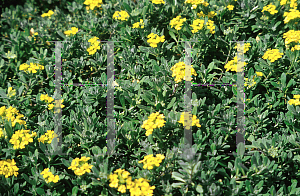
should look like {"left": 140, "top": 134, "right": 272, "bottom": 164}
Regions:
{"left": 190, "top": 19, "right": 205, "bottom": 33}
{"left": 0, "top": 106, "right": 26, "bottom": 127}
{"left": 224, "top": 56, "right": 248, "bottom": 72}
{"left": 206, "top": 19, "right": 216, "bottom": 34}
{"left": 283, "top": 8, "right": 300, "bottom": 23}
{"left": 138, "top": 154, "right": 165, "bottom": 170}
{"left": 132, "top": 19, "right": 145, "bottom": 29}
{"left": 19, "top": 62, "right": 44, "bottom": 74}
{"left": 68, "top": 156, "right": 93, "bottom": 176}
{"left": 87, "top": 36, "right": 101, "bottom": 55}
{"left": 38, "top": 130, "right": 58, "bottom": 144}
{"left": 40, "top": 94, "right": 65, "bottom": 112}
{"left": 84, "top": 0, "right": 103, "bottom": 11}
{"left": 7, "top": 87, "right": 16, "bottom": 98}
{"left": 9, "top": 129, "right": 37, "bottom": 150}
{"left": 0, "top": 159, "right": 19, "bottom": 178}
{"left": 178, "top": 112, "right": 201, "bottom": 129}
{"left": 170, "top": 16, "right": 187, "bottom": 30}
{"left": 108, "top": 168, "right": 131, "bottom": 193}
{"left": 41, "top": 10, "right": 54, "bottom": 18}
{"left": 256, "top": 72, "right": 264, "bottom": 77}
{"left": 40, "top": 94, "right": 65, "bottom": 110}
{"left": 185, "top": 0, "right": 209, "bottom": 9}
{"left": 262, "top": 49, "right": 284, "bottom": 62}
{"left": 141, "top": 112, "right": 166, "bottom": 136}
{"left": 268, "top": 146, "right": 279, "bottom": 158}
{"left": 64, "top": 27, "right": 78, "bottom": 36}
{"left": 282, "top": 0, "right": 298, "bottom": 9}
{"left": 291, "top": 45, "right": 300, "bottom": 51}
{"left": 170, "top": 62, "right": 197, "bottom": 83}
{"left": 151, "top": 0, "right": 165, "bottom": 4}
{"left": 234, "top": 43, "right": 251, "bottom": 53}
{"left": 197, "top": 11, "right": 217, "bottom": 18}
{"left": 48, "top": 99, "right": 65, "bottom": 112}
{"left": 288, "top": 94, "right": 300, "bottom": 106}
{"left": 108, "top": 168, "right": 155, "bottom": 196}
{"left": 244, "top": 77, "right": 256, "bottom": 88}
{"left": 147, "top": 33, "right": 165, "bottom": 48}
{"left": 261, "top": 3, "right": 278, "bottom": 15}
{"left": 283, "top": 30, "right": 300, "bottom": 45}
{"left": 227, "top": 5, "right": 234, "bottom": 11}
{"left": 40, "top": 94, "right": 54, "bottom": 103}
{"left": 40, "top": 168, "right": 59, "bottom": 183}
{"left": 113, "top": 10, "right": 130, "bottom": 21}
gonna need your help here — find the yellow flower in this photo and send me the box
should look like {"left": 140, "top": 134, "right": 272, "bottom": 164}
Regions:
{"left": 41, "top": 10, "right": 54, "bottom": 18}
{"left": 227, "top": 5, "right": 234, "bottom": 10}
{"left": 7, "top": 87, "right": 16, "bottom": 97}
{"left": 170, "top": 16, "right": 187, "bottom": 30}
{"left": 147, "top": 33, "right": 165, "bottom": 48}
{"left": 234, "top": 43, "right": 251, "bottom": 53}
{"left": 190, "top": 19, "right": 205, "bottom": 33}
{"left": 64, "top": 27, "right": 79, "bottom": 36}
{"left": 113, "top": 10, "right": 129, "bottom": 21}
{"left": 84, "top": 0, "right": 103, "bottom": 10}
{"left": 170, "top": 62, "right": 197, "bottom": 83}
{"left": 261, "top": 3, "right": 278, "bottom": 15}
{"left": 151, "top": 0, "right": 165, "bottom": 4}
{"left": 262, "top": 49, "right": 284, "bottom": 62}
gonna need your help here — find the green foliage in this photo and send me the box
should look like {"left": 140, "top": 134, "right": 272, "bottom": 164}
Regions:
{"left": 1, "top": 0, "right": 300, "bottom": 195}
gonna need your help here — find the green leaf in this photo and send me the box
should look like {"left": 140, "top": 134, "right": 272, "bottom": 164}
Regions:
{"left": 123, "top": 2, "right": 132, "bottom": 13}
{"left": 237, "top": 142, "right": 245, "bottom": 158}
{"left": 36, "top": 188, "right": 45, "bottom": 195}
{"left": 171, "top": 171, "right": 186, "bottom": 183}
{"left": 246, "top": 107, "right": 256, "bottom": 113}
{"left": 167, "top": 97, "right": 176, "bottom": 109}
{"left": 196, "top": 184, "right": 204, "bottom": 193}
{"left": 166, "top": 42, "right": 175, "bottom": 50}
{"left": 207, "top": 61, "right": 215, "bottom": 73}
{"left": 169, "top": 31, "right": 177, "bottom": 42}
{"left": 13, "top": 183, "right": 19, "bottom": 194}
{"left": 280, "top": 72, "right": 286, "bottom": 88}
{"left": 287, "top": 78, "right": 295, "bottom": 88}
{"left": 72, "top": 186, "right": 79, "bottom": 196}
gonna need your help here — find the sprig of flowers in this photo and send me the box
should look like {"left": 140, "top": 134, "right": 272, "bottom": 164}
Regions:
{"left": 170, "top": 16, "right": 187, "bottom": 30}
{"left": 185, "top": 0, "right": 209, "bottom": 9}
{"left": 40, "top": 168, "right": 60, "bottom": 183}
{"left": 41, "top": 10, "right": 54, "bottom": 18}
{"left": 234, "top": 43, "right": 251, "bottom": 54}
{"left": 262, "top": 48, "right": 284, "bottom": 63}
{"left": 9, "top": 129, "right": 37, "bottom": 150}
{"left": 113, "top": 10, "right": 130, "bottom": 21}
{"left": 64, "top": 27, "right": 79, "bottom": 36}
{"left": 178, "top": 112, "right": 201, "bottom": 129}
{"left": 170, "top": 62, "right": 197, "bottom": 83}
{"left": 19, "top": 62, "right": 44, "bottom": 74}
{"left": 68, "top": 156, "right": 93, "bottom": 176}
{"left": 261, "top": 3, "right": 278, "bottom": 15}
{"left": 132, "top": 19, "right": 145, "bottom": 29}
{"left": 38, "top": 130, "right": 58, "bottom": 144}
{"left": 84, "top": 0, "right": 103, "bottom": 11}
{"left": 87, "top": 36, "right": 101, "bottom": 55}
{"left": 0, "top": 159, "right": 19, "bottom": 178}
{"left": 288, "top": 94, "right": 300, "bottom": 106}
{"left": 141, "top": 112, "right": 166, "bottom": 136}
{"left": 7, "top": 87, "right": 16, "bottom": 98}
{"left": 147, "top": 33, "right": 165, "bottom": 48}
{"left": 138, "top": 154, "right": 165, "bottom": 170}
{"left": 0, "top": 106, "right": 26, "bottom": 127}
{"left": 224, "top": 56, "right": 248, "bottom": 72}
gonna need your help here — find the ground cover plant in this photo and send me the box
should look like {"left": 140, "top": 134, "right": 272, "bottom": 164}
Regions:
{"left": 1, "top": 0, "right": 300, "bottom": 195}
